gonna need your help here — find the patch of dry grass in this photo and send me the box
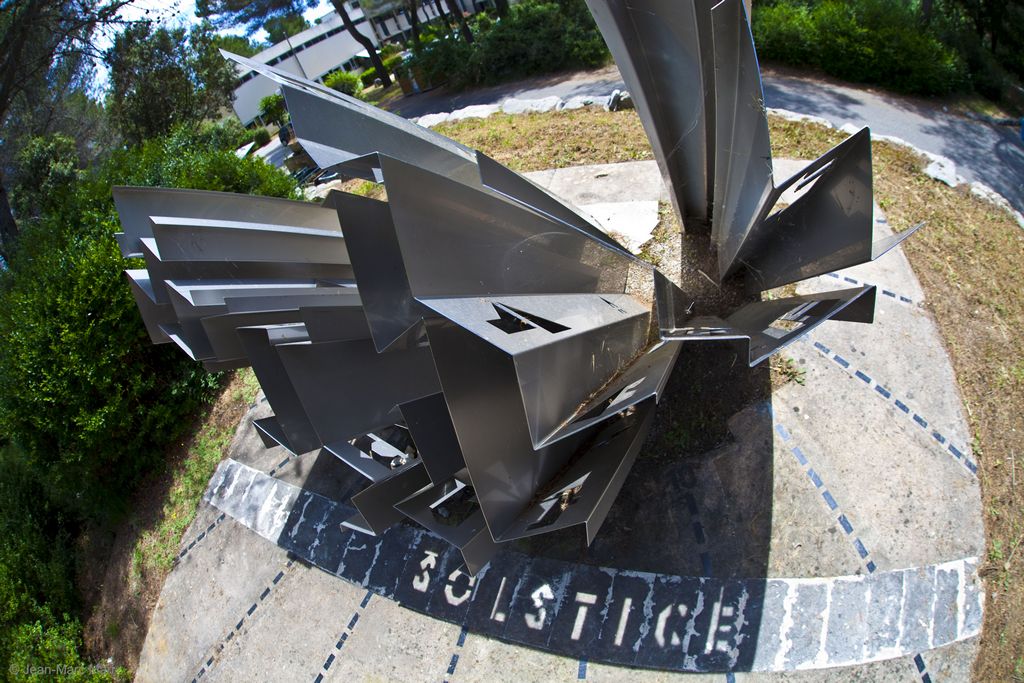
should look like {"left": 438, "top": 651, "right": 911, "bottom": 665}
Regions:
{"left": 439, "top": 108, "right": 1024, "bottom": 680}
{"left": 435, "top": 110, "right": 653, "bottom": 172}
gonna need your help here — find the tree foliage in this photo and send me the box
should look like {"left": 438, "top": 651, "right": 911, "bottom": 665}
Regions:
{"left": 211, "top": 33, "right": 265, "bottom": 57}
{"left": 324, "top": 69, "right": 363, "bottom": 97}
{"left": 259, "top": 92, "right": 288, "bottom": 125}
{"left": 0, "top": 0, "right": 136, "bottom": 259}
{"left": 104, "top": 22, "right": 237, "bottom": 146}
{"left": 752, "top": 0, "right": 1024, "bottom": 101}
{"left": 263, "top": 12, "right": 310, "bottom": 43}
{"left": 9, "top": 134, "right": 82, "bottom": 221}
{"left": 0, "top": 124, "right": 298, "bottom": 521}
{"left": 196, "top": 0, "right": 318, "bottom": 32}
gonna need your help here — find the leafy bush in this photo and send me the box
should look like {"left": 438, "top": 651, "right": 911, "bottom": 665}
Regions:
{"left": 931, "top": 9, "right": 1012, "bottom": 101}
{"left": 359, "top": 55, "right": 405, "bottom": 87}
{"left": 194, "top": 118, "right": 252, "bottom": 151}
{"left": 752, "top": 2, "right": 816, "bottom": 66}
{"left": 252, "top": 127, "right": 271, "bottom": 148}
{"left": 258, "top": 92, "right": 287, "bottom": 126}
{"left": 409, "top": 0, "right": 609, "bottom": 90}
{"left": 0, "top": 444, "right": 128, "bottom": 681}
{"left": 379, "top": 42, "right": 402, "bottom": 59}
{"left": 11, "top": 135, "right": 82, "bottom": 221}
{"left": 324, "top": 69, "right": 363, "bottom": 97}
{"left": 0, "top": 131, "right": 298, "bottom": 520}
{"left": 753, "top": 0, "right": 966, "bottom": 96}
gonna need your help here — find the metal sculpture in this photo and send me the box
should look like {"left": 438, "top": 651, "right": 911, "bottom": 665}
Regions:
{"left": 114, "top": 0, "right": 918, "bottom": 575}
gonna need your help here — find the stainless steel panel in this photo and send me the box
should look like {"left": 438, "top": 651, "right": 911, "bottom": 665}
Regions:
{"left": 237, "top": 324, "right": 322, "bottom": 456}
{"left": 350, "top": 463, "right": 432, "bottom": 534}
{"left": 274, "top": 337, "right": 440, "bottom": 446}
{"left": 671, "top": 286, "right": 877, "bottom": 365}
{"left": 112, "top": 185, "right": 339, "bottom": 257}
{"left": 322, "top": 190, "right": 426, "bottom": 352}
{"left": 379, "top": 155, "right": 632, "bottom": 298}
{"left": 399, "top": 393, "right": 467, "bottom": 485}
{"left": 583, "top": 0, "right": 712, "bottom": 230}
{"left": 497, "top": 397, "right": 656, "bottom": 544}
{"left": 149, "top": 216, "right": 348, "bottom": 264}
{"left": 420, "top": 293, "right": 650, "bottom": 448}
{"left": 711, "top": 0, "right": 774, "bottom": 278}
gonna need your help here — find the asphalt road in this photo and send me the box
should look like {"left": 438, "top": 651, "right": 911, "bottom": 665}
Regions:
{"left": 389, "top": 65, "right": 1024, "bottom": 214}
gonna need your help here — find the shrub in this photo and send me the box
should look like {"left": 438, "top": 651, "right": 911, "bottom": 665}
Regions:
{"left": 752, "top": 2, "right": 816, "bottom": 66}
{"left": 409, "top": 0, "right": 609, "bottom": 90}
{"left": 0, "top": 131, "right": 298, "bottom": 520}
{"left": 252, "top": 127, "right": 271, "bottom": 148}
{"left": 359, "top": 55, "right": 405, "bottom": 88}
{"left": 380, "top": 42, "right": 402, "bottom": 59}
{"left": 0, "top": 444, "right": 126, "bottom": 680}
{"left": 359, "top": 66, "right": 377, "bottom": 88}
{"left": 752, "top": 0, "right": 966, "bottom": 96}
{"left": 324, "top": 69, "right": 363, "bottom": 97}
{"left": 258, "top": 92, "right": 287, "bottom": 126}
{"left": 195, "top": 118, "right": 251, "bottom": 151}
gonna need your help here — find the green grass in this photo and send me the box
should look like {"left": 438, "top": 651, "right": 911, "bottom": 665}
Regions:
{"left": 771, "top": 356, "right": 807, "bottom": 387}
{"left": 131, "top": 369, "right": 261, "bottom": 577}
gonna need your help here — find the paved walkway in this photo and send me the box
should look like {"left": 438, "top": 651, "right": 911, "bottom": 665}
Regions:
{"left": 386, "top": 65, "right": 1024, "bottom": 215}
{"left": 136, "top": 160, "right": 985, "bottom": 682}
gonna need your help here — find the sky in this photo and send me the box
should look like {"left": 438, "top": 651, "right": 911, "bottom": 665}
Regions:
{"left": 92, "top": 0, "right": 337, "bottom": 87}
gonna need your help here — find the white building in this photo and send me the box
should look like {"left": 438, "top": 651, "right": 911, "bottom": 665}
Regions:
{"left": 232, "top": 1, "right": 481, "bottom": 125}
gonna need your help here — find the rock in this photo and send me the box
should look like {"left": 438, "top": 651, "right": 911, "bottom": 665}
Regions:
{"left": 970, "top": 182, "right": 1024, "bottom": 229}
{"left": 923, "top": 155, "right": 960, "bottom": 187}
{"left": 416, "top": 112, "right": 451, "bottom": 128}
{"left": 447, "top": 104, "right": 501, "bottom": 121}
{"left": 500, "top": 96, "right": 563, "bottom": 114}
{"left": 604, "top": 89, "right": 619, "bottom": 111}
{"left": 561, "top": 95, "right": 599, "bottom": 110}
{"left": 605, "top": 90, "right": 635, "bottom": 112}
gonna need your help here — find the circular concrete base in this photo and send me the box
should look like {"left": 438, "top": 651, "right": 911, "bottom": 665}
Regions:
{"left": 135, "top": 162, "right": 984, "bottom": 682}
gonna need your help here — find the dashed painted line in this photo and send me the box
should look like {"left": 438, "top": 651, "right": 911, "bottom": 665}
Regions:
{"left": 269, "top": 449, "right": 311, "bottom": 477}
{"left": 313, "top": 589, "right": 374, "bottom": 682}
{"left": 823, "top": 272, "right": 916, "bottom": 305}
{"left": 770, "top": 414, "right": 877, "bottom": 575}
{"left": 443, "top": 625, "right": 469, "bottom": 683}
{"left": 808, "top": 340, "right": 977, "bottom": 477}
{"left": 178, "top": 512, "right": 228, "bottom": 563}
{"left": 914, "top": 652, "right": 934, "bottom": 683}
{"left": 190, "top": 556, "right": 296, "bottom": 683}
{"left": 684, "top": 491, "right": 713, "bottom": 575}
{"left": 771, "top": 407, "right": 936, "bottom": 678}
